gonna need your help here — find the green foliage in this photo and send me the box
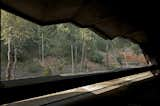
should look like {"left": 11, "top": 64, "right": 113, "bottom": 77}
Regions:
{"left": 43, "top": 67, "right": 52, "bottom": 76}
{"left": 1, "top": 41, "right": 8, "bottom": 61}
{"left": 89, "top": 51, "right": 103, "bottom": 63}
{"left": 113, "top": 37, "right": 133, "bottom": 49}
{"left": 130, "top": 44, "right": 142, "bottom": 55}
{"left": 27, "top": 62, "right": 44, "bottom": 73}
{"left": 116, "top": 56, "right": 124, "bottom": 66}
{"left": 95, "top": 37, "right": 106, "bottom": 52}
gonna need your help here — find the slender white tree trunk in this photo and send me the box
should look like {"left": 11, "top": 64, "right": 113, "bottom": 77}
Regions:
{"left": 5, "top": 37, "right": 15, "bottom": 80}
{"left": 6, "top": 37, "right": 11, "bottom": 80}
{"left": 80, "top": 37, "right": 85, "bottom": 72}
{"left": 41, "top": 32, "right": 44, "bottom": 64}
{"left": 11, "top": 47, "right": 17, "bottom": 79}
{"left": 123, "top": 52, "right": 128, "bottom": 67}
{"left": 84, "top": 49, "right": 88, "bottom": 72}
{"left": 71, "top": 45, "right": 74, "bottom": 73}
{"left": 110, "top": 41, "right": 118, "bottom": 66}
{"left": 75, "top": 46, "right": 78, "bottom": 71}
{"left": 39, "top": 44, "right": 41, "bottom": 60}
{"left": 105, "top": 43, "right": 109, "bottom": 69}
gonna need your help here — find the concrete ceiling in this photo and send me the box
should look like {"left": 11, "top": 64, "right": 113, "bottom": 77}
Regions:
{"left": 1, "top": 0, "right": 160, "bottom": 65}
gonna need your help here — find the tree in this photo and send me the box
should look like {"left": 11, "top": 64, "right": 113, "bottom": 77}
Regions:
{"left": 1, "top": 10, "right": 29, "bottom": 80}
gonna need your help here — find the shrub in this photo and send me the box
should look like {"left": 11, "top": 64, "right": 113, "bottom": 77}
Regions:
{"left": 28, "top": 62, "right": 44, "bottom": 73}
{"left": 89, "top": 51, "right": 103, "bottom": 64}
{"left": 116, "top": 56, "right": 124, "bottom": 66}
{"left": 43, "top": 67, "right": 52, "bottom": 76}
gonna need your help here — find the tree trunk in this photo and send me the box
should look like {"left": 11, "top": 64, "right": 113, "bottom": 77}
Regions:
{"left": 11, "top": 47, "right": 17, "bottom": 79}
{"left": 84, "top": 49, "right": 88, "bottom": 72}
{"left": 5, "top": 38, "right": 14, "bottom": 80}
{"left": 110, "top": 41, "right": 118, "bottom": 67}
{"left": 123, "top": 52, "right": 128, "bottom": 67}
{"left": 71, "top": 45, "right": 74, "bottom": 73}
{"left": 111, "top": 41, "right": 122, "bottom": 67}
{"left": 80, "top": 39, "right": 85, "bottom": 72}
{"left": 75, "top": 46, "right": 78, "bottom": 71}
{"left": 41, "top": 32, "right": 44, "bottom": 64}
{"left": 105, "top": 43, "right": 109, "bottom": 69}
{"left": 38, "top": 44, "right": 41, "bottom": 61}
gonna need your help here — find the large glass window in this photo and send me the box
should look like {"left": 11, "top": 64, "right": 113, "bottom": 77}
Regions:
{"left": 1, "top": 10, "right": 149, "bottom": 80}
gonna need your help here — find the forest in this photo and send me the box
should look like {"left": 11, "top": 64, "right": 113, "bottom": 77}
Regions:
{"left": 1, "top": 10, "right": 148, "bottom": 80}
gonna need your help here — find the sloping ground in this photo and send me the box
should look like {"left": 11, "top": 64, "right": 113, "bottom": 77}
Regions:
{"left": 3, "top": 71, "right": 153, "bottom": 106}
